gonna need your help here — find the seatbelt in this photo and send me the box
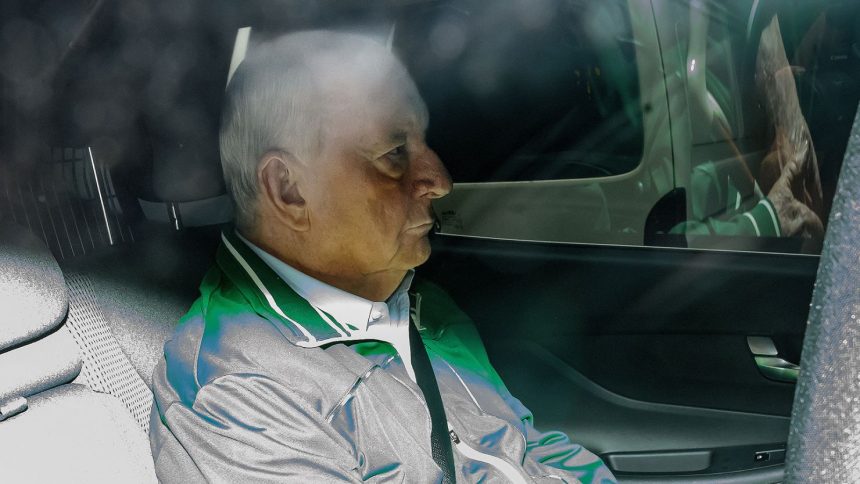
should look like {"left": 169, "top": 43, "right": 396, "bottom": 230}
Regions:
{"left": 408, "top": 320, "right": 456, "bottom": 483}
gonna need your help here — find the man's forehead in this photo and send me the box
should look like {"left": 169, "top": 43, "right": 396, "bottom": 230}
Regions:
{"left": 332, "top": 86, "right": 427, "bottom": 142}
{"left": 316, "top": 54, "right": 428, "bottom": 135}
{"left": 257, "top": 33, "right": 427, "bottom": 148}
{"left": 371, "top": 80, "right": 428, "bottom": 131}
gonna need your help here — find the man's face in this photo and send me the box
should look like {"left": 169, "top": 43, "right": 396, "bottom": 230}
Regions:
{"left": 299, "top": 54, "right": 452, "bottom": 280}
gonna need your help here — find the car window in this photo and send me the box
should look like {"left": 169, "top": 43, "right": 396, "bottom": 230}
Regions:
{"left": 667, "top": 0, "right": 859, "bottom": 254}
{"left": 395, "top": 0, "right": 643, "bottom": 182}
{"left": 430, "top": 0, "right": 859, "bottom": 256}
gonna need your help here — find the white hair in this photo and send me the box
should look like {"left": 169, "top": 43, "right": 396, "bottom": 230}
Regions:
{"left": 219, "top": 30, "right": 388, "bottom": 231}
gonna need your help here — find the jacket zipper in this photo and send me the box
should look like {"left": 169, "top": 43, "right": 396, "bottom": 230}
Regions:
{"left": 448, "top": 423, "right": 530, "bottom": 484}
{"left": 437, "top": 352, "right": 533, "bottom": 483}
{"left": 325, "top": 355, "right": 397, "bottom": 424}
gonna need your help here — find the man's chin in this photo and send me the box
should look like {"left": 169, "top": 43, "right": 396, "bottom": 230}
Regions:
{"left": 399, "top": 237, "right": 432, "bottom": 269}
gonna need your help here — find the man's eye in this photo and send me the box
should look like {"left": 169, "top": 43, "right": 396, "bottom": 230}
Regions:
{"left": 386, "top": 145, "right": 407, "bottom": 159}
{"left": 377, "top": 145, "right": 408, "bottom": 178}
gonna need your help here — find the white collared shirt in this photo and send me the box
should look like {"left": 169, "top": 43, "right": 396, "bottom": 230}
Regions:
{"left": 237, "top": 232, "right": 417, "bottom": 382}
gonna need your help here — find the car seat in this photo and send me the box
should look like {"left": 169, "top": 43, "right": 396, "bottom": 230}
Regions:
{"left": 0, "top": 218, "right": 157, "bottom": 482}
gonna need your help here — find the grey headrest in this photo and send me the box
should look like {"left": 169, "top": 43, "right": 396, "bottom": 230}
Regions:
{"left": 0, "top": 220, "right": 68, "bottom": 351}
{"left": 152, "top": 140, "right": 226, "bottom": 202}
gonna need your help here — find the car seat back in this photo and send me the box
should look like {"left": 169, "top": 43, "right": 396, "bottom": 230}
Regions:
{"left": 0, "top": 219, "right": 157, "bottom": 483}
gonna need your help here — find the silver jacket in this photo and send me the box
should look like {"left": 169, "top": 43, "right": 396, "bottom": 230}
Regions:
{"left": 149, "top": 230, "right": 616, "bottom": 483}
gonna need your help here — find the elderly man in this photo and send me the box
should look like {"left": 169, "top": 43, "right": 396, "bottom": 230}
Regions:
{"left": 149, "top": 31, "right": 615, "bottom": 483}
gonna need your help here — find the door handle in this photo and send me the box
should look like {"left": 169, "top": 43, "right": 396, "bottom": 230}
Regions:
{"left": 747, "top": 336, "right": 799, "bottom": 383}
{"left": 753, "top": 356, "right": 800, "bottom": 383}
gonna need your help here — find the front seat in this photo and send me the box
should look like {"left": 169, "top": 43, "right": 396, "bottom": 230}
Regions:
{"left": 785, "top": 108, "right": 860, "bottom": 481}
{"left": 0, "top": 219, "right": 157, "bottom": 483}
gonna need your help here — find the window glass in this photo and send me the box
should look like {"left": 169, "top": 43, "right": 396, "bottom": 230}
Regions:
{"left": 669, "top": 0, "right": 860, "bottom": 255}
{"left": 428, "top": 0, "right": 858, "bottom": 255}
{"left": 395, "top": 0, "right": 644, "bottom": 182}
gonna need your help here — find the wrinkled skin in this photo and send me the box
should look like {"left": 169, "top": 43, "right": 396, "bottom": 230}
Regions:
{"left": 249, "top": 42, "right": 452, "bottom": 301}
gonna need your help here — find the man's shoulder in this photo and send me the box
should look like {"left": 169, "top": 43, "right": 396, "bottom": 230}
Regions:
{"left": 161, "top": 264, "right": 341, "bottom": 399}
{"left": 411, "top": 277, "right": 473, "bottom": 331}
{"left": 412, "top": 277, "right": 512, "bottom": 397}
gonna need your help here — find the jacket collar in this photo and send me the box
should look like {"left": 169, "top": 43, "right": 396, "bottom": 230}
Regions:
{"left": 218, "top": 229, "right": 346, "bottom": 346}
{"left": 236, "top": 231, "right": 415, "bottom": 334}
{"left": 217, "top": 229, "right": 416, "bottom": 347}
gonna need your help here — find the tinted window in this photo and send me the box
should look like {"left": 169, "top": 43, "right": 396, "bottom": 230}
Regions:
{"left": 431, "top": 0, "right": 859, "bottom": 255}
{"left": 668, "top": 0, "right": 860, "bottom": 254}
{"left": 395, "top": 0, "right": 643, "bottom": 182}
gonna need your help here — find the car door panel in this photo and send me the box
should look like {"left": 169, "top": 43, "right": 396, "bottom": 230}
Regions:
{"left": 420, "top": 234, "right": 815, "bottom": 477}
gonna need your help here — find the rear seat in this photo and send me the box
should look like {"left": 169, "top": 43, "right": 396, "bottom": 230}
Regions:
{"left": 59, "top": 224, "right": 221, "bottom": 386}
{"left": 0, "top": 219, "right": 157, "bottom": 482}
{"left": 0, "top": 155, "right": 223, "bottom": 481}
{"left": 0, "top": 10, "right": 231, "bottom": 478}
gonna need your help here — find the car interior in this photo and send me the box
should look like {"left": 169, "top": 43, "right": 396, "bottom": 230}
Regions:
{"left": 1, "top": 0, "right": 858, "bottom": 482}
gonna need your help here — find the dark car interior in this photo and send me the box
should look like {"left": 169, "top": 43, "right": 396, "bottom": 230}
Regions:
{"left": 1, "top": 0, "right": 857, "bottom": 482}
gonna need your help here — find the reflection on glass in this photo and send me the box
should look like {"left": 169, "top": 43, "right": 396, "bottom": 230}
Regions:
{"left": 672, "top": 9, "right": 830, "bottom": 254}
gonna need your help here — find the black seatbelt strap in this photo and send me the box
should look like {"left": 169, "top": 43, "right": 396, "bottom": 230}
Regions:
{"left": 408, "top": 320, "right": 456, "bottom": 483}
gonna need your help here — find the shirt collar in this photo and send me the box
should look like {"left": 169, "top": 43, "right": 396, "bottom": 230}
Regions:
{"left": 236, "top": 231, "right": 414, "bottom": 334}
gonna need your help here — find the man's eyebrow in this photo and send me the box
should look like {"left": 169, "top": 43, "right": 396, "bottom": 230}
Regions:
{"left": 359, "top": 131, "right": 406, "bottom": 158}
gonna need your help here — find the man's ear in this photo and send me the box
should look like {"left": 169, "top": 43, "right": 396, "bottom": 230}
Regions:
{"left": 257, "top": 150, "right": 309, "bottom": 231}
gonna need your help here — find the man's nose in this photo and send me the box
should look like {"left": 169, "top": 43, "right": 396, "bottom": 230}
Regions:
{"left": 412, "top": 146, "right": 452, "bottom": 199}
